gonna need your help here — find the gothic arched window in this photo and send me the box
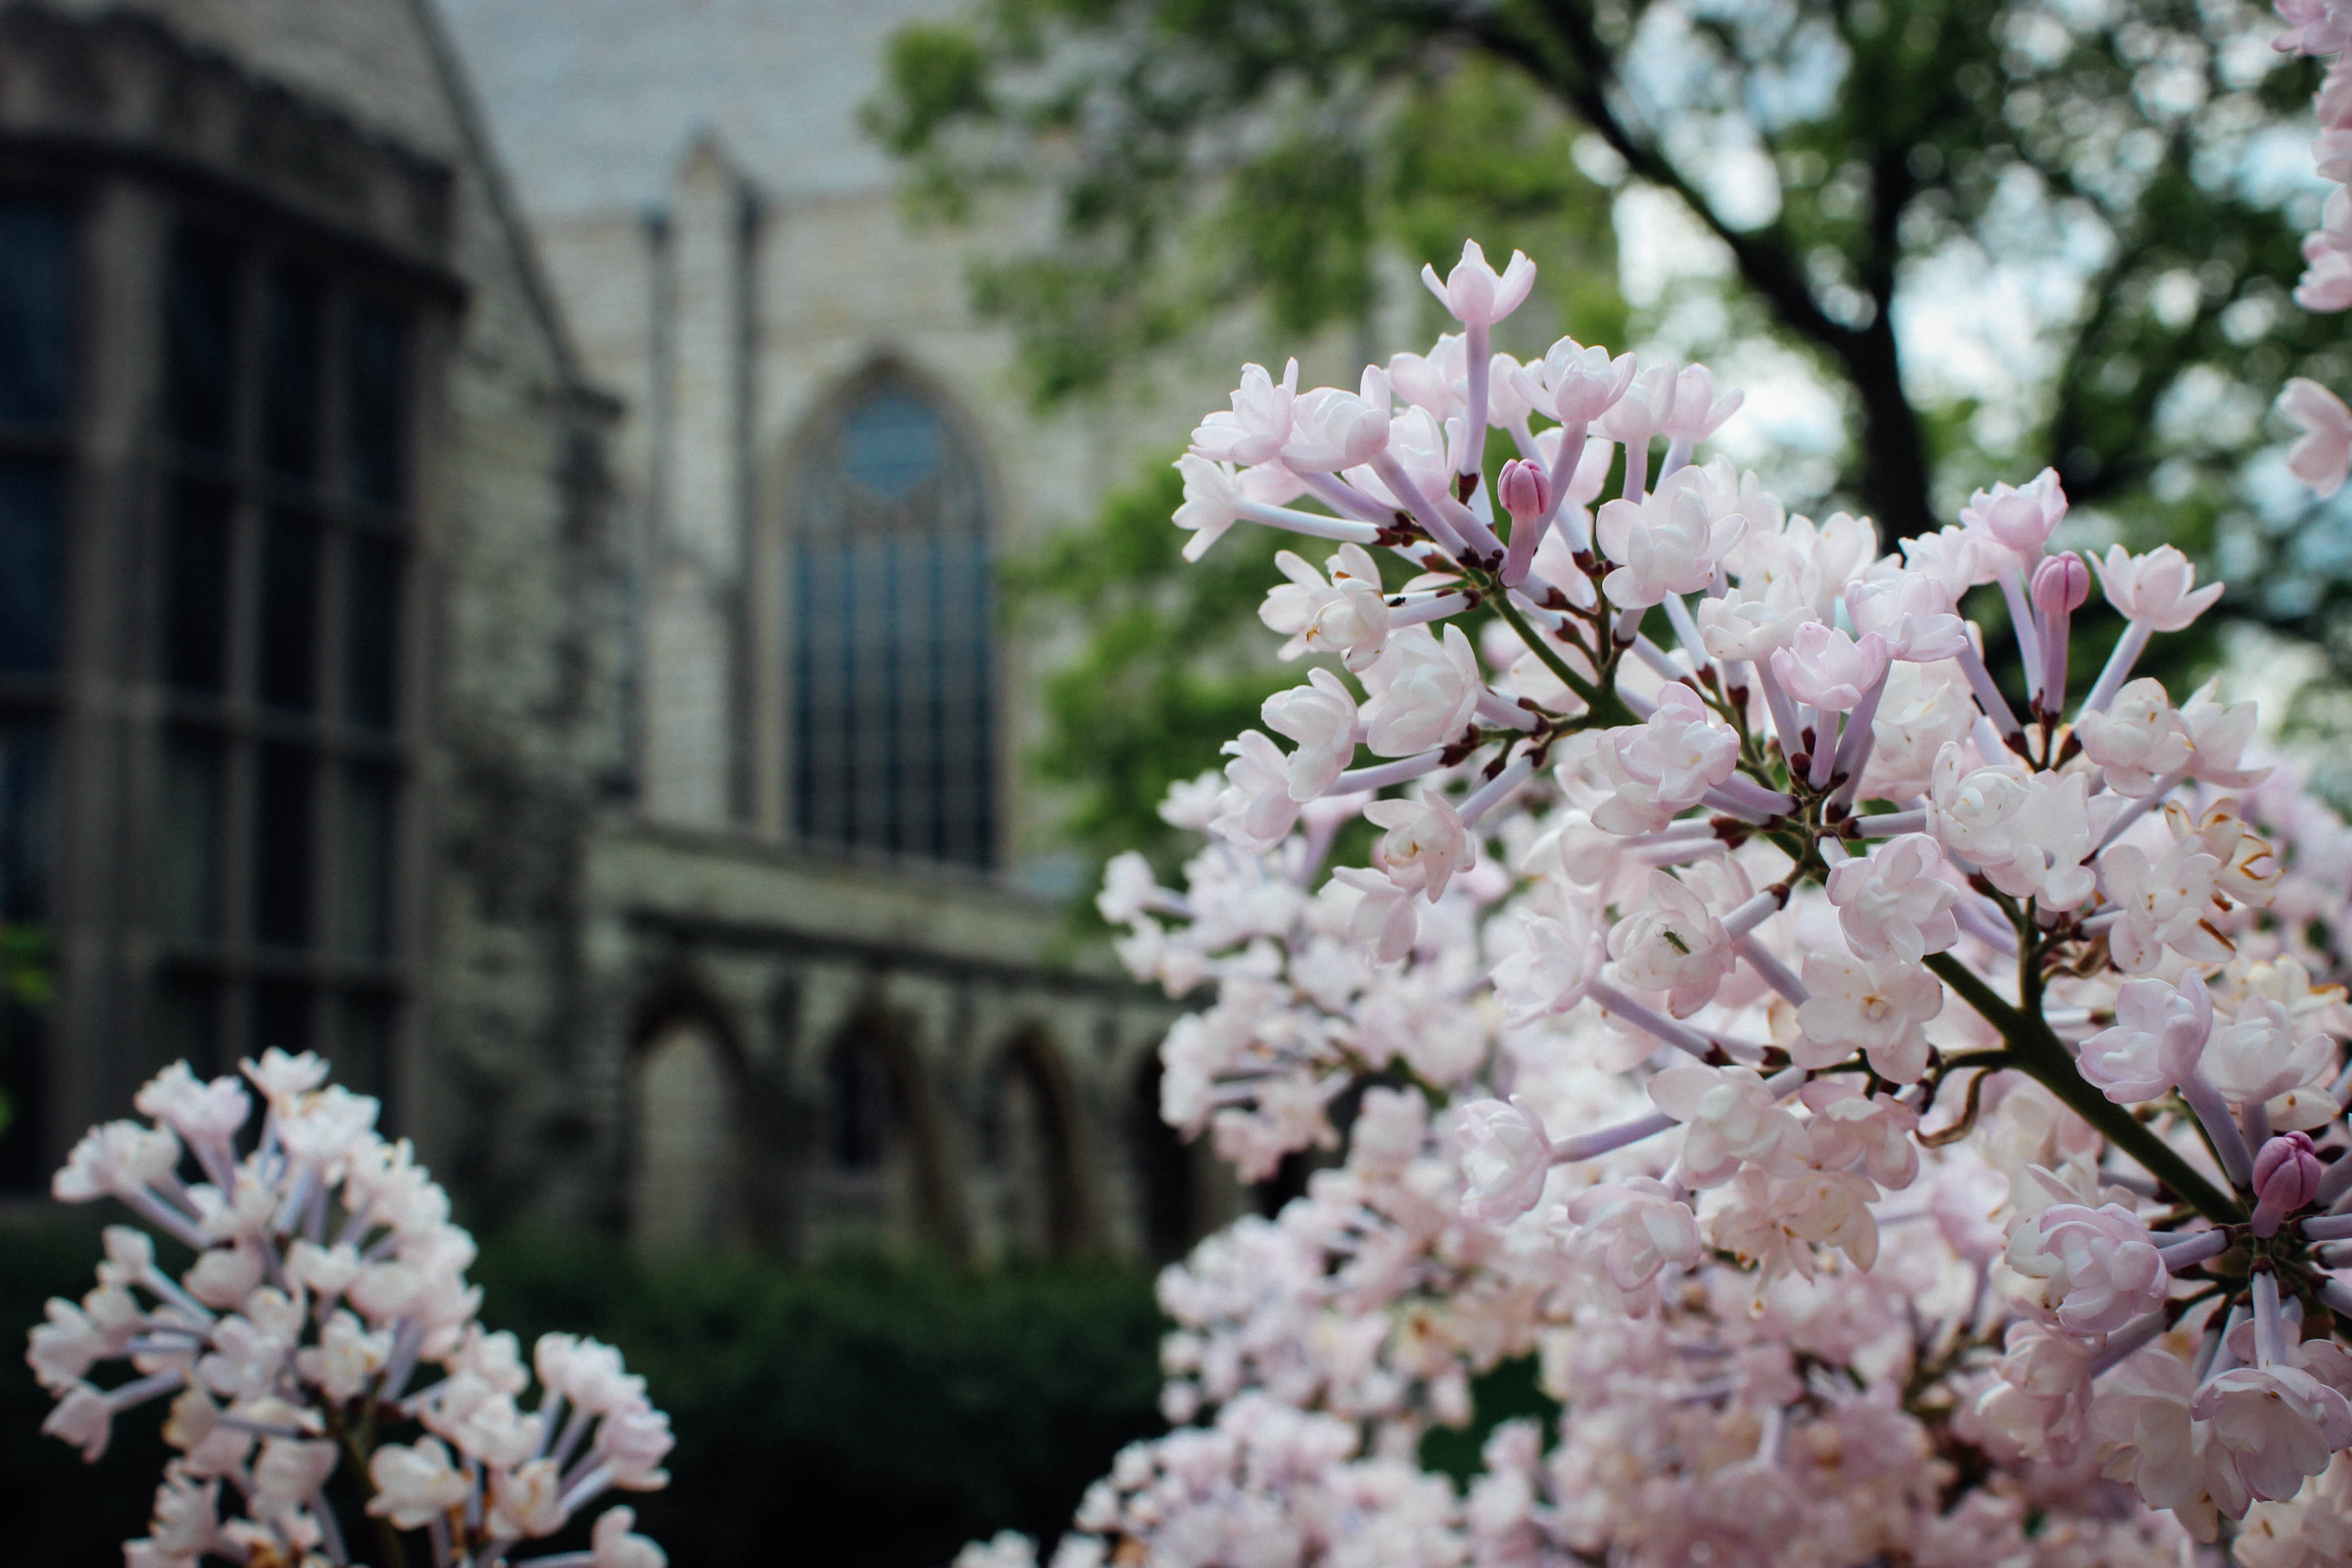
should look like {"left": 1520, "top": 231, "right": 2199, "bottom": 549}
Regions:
{"left": 790, "top": 375, "right": 994, "bottom": 868}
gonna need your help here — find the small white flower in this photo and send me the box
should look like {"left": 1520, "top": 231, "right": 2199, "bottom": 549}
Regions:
{"left": 2196, "top": 1366, "right": 2352, "bottom": 1505}
{"left": 1769, "top": 621, "right": 1890, "bottom": 713}
{"left": 1359, "top": 625, "right": 1483, "bottom": 758}
{"left": 1793, "top": 954, "right": 1942, "bottom": 1082}
{"left": 1564, "top": 1178, "right": 1700, "bottom": 1292}
{"left": 1258, "top": 545, "right": 1390, "bottom": 671}
{"left": 1589, "top": 683, "right": 1740, "bottom": 835}
{"left": 131, "top": 1065, "right": 250, "bottom": 1148}
{"left": 1517, "top": 337, "right": 1637, "bottom": 423}
{"left": 1645, "top": 1064, "right": 1806, "bottom": 1187}
{"left": 2003, "top": 1203, "right": 2168, "bottom": 1334}
{"left": 1210, "top": 731, "right": 1303, "bottom": 852}
{"left": 2088, "top": 544, "right": 2224, "bottom": 631}
{"left": 592, "top": 1507, "right": 670, "bottom": 1568}
{"left": 1190, "top": 358, "right": 1298, "bottom": 468}
{"left": 1823, "top": 833, "right": 1959, "bottom": 964}
{"left": 2098, "top": 838, "right": 2230, "bottom": 975}
{"left": 367, "top": 1437, "right": 471, "bottom": 1530}
{"left": 1261, "top": 668, "right": 1360, "bottom": 803}
{"left": 1843, "top": 573, "right": 1968, "bottom": 662}
{"left": 2075, "top": 973, "right": 2212, "bottom": 1103}
{"left": 1593, "top": 472, "right": 1747, "bottom": 608}
{"left": 2205, "top": 998, "right": 2340, "bottom": 1130}
{"left": 2073, "top": 678, "right": 2193, "bottom": 796}
{"left": 1660, "top": 363, "right": 1743, "bottom": 442}
{"left": 1490, "top": 908, "right": 1601, "bottom": 1026}
{"left": 1365, "top": 793, "right": 1474, "bottom": 903}
{"left": 2178, "top": 679, "right": 2269, "bottom": 788}
{"left": 1419, "top": 240, "right": 1537, "bottom": 327}
{"left": 2278, "top": 376, "right": 2352, "bottom": 498}
{"left": 1606, "top": 871, "right": 1735, "bottom": 1018}
{"left": 1958, "top": 468, "right": 2067, "bottom": 557}
{"left": 1454, "top": 1097, "right": 1553, "bottom": 1221}
{"left": 52, "top": 1121, "right": 182, "bottom": 1203}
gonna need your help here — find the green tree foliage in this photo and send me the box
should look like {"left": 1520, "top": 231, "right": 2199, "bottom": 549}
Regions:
{"left": 1007, "top": 460, "right": 1293, "bottom": 872}
{"left": 977, "top": 55, "right": 1629, "bottom": 877}
{"left": 878, "top": 0, "right": 2339, "bottom": 538}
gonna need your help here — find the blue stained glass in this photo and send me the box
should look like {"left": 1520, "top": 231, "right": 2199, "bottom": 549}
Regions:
{"left": 841, "top": 390, "right": 944, "bottom": 498}
{"left": 0, "top": 202, "right": 72, "bottom": 428}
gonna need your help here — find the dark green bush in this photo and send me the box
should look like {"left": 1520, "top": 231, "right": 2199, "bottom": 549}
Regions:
{"left": 3, "top": 1215, "right": 1165, "bottom": 1568}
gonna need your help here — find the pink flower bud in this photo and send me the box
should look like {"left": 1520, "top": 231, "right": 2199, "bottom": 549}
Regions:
{"left": 1498, "top": 458, "right": 1551, "bottom": 522}
{"left": 2250, "top": 1130, "right": 2324, "bottom": 1237}
{"left": 2031, "top": 551, "right": 2090, "bottom": 617}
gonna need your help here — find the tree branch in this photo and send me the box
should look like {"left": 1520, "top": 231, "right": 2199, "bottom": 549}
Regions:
{"left": 1924, "top": 953, "right": 2246, "bottom": 1223}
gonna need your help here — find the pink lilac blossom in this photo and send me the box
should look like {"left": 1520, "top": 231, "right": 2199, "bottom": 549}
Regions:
{"left": 1014, "top": 226, "right": 2352, "bottom": 1567}
{"left": 30, "top": 1054, "right": 671, "bottom": 1568}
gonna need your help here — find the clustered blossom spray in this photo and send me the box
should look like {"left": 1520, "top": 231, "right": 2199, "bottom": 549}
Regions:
{"left": 965, "top": 11, "right": 2352, "bottom": 1562}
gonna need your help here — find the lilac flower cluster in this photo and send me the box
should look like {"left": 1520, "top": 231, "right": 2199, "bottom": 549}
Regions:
{"left": 26, "top": 1053, "right": 670, "bottom": 1568}
{"left": 2277, "top": 0, "right": 2352, "bottom": 493}
{"left": 991, "top": 76, "right": 2352, "bottom": 1560}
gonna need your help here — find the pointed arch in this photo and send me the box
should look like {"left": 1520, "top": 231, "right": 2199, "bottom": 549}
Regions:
{"left": 813, "top": 1002, "right": 964, "bottom": 1258}
{"left": 978, "top": 1027, "right": 1093, "bottom": 1260}
{"left": 624, "top": 988, "right": 750, "bottom": 1254}
{"left": 782, "top": 357, "right": 997, "bottom": 868}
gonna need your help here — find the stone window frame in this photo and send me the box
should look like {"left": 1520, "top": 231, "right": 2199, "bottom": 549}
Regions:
{"left": 0, "top": 5, "right": 460, "bottom": 1178}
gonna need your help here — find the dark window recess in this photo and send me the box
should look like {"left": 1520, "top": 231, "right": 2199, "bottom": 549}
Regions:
{"left": 261, "top": 266, "right": 323, "bottom": 480}
{"left": 256, "top": 509, "right": 320, "bottom": 712}
{"left": 150, "top": 973, "right": 222, "bottom": 1080}
{"left": 1132, "top": 1058, "right": 1197, "bottom": 1263}
{"left": 825, "top": 1038, "right": 893, "bottom": 1171}
{"left": 165, "top": 233, "right": 241, "bottom": 454}
{"left": 0, "top": 460, "right": 63, "bottom": 676}
{"left": 164, "top": 480, "right": 233, "bottom": 693}
{"left": 159, "top": 730, "right": 224, "bottom": 943}
{"left": 0, "top": 718, "right": 51, "bottom": 921}
{"left": 0, "top": 994, "right": 48, "bottom": 1194}
{"left": 331, "top": 991, "right": 390, "bottom": 1100}
{"left": 335, "top": 763, "right": 392, "bottom": 960}
{"left": 252, "top": 743, "right": 313, "bottom": 949}
{"left": 343, "top": 533, "right": 400, "bottom": 730}
{"left": 0, "top": 200, "right": 72, "bottom": 428}
{"left": 248, "top": 979, "right": 311, "bottom": 1057}
{"left": 346, "top": 302, "right": 405, "bottom": 509}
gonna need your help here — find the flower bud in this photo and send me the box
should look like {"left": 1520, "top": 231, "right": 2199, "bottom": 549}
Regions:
{"left": 1498, "top": 458, "right": 1550, "bottom": 522}
{"left": 2250, "top": 1130, "right": 2325, "bottom": 1237}
{"left": 2030, "top": 551, "right": 2090, "bottom": 617}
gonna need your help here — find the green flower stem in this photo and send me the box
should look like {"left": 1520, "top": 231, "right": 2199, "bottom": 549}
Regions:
{"left": 1489, "top": 591, "right": 1637, "bottom": 729}
{"left": 1923, "top": 953, "right": 2246, "bottom": 1225}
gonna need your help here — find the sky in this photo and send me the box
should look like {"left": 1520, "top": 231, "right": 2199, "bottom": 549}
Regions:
{"left": 439, "top": 0, "right": 953, "bottom": 215}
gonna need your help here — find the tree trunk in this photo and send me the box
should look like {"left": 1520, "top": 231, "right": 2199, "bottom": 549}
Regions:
{"left": 1835, "top": 312, "right": 1939, "bottom": 542}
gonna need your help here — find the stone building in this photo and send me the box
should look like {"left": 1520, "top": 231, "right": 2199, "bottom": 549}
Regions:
{"left": 0, "top": 0, "right": 1220, "bottom": 1263}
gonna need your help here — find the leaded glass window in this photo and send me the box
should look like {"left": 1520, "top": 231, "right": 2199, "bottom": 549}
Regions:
{"left": 791, "top": 378, "right": 994, "bottom": 868}
{"left": 149, "top": 230, "right": 410, "bottom": 1098}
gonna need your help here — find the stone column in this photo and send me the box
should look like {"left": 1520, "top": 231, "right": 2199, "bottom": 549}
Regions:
{"left": 641, "top": 137, "right": 758, "bottom": 828}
